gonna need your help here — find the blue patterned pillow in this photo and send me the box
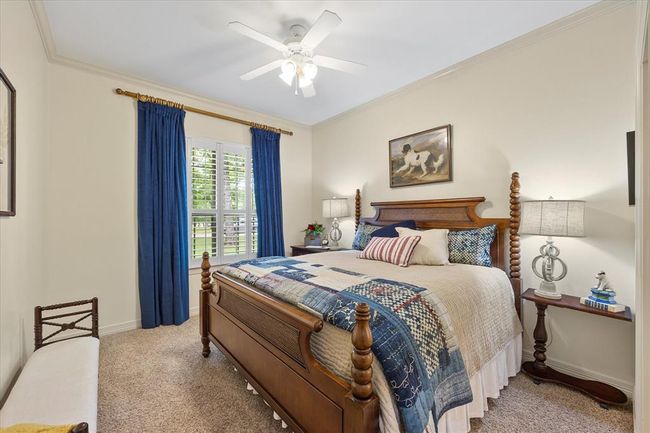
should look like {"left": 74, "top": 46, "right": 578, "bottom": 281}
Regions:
{"left": 352, "top": 222, "right": 379, "bottom": 250}
{"left": 448, "top": 225, "right": 496, "bottom": 267}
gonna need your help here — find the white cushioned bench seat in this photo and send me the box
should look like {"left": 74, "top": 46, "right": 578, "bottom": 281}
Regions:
{"left": 0, "top": 336, "right": 99, "bottom": 433}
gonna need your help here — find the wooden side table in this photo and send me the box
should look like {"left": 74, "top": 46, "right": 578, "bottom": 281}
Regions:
{"left": 521, "top": 288, "right": 632, "bottom": 408}
{"left": 290, "top": 245, "right": 349, "bottom": 257}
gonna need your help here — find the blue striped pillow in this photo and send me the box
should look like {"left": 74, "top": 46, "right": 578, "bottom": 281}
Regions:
{"left": 359, "top": 235, "right": 422, "bottom": 267}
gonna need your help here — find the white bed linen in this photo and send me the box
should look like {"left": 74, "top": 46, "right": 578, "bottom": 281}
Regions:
{"left": 301, "top": 250, "right": 522, "bottom": 433}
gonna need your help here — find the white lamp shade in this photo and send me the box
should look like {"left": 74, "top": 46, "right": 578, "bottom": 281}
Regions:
{"left": 520, "top": 200, "right": 585, "bottom": 237}
{"left": 322, "top": 198, "right": 349, "bottom": 218}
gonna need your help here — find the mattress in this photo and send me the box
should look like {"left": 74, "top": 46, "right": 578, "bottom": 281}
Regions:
{"left": 300, "top": 250, "right": 522, "bottom": 433}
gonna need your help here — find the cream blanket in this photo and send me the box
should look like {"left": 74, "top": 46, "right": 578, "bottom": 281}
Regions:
{"left": 303, "top": 250, "right": 522, "bottom": 433}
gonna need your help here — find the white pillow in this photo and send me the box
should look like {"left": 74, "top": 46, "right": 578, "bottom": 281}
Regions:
{"left": 395, "top": 227, "right": 449, "bottom": 265}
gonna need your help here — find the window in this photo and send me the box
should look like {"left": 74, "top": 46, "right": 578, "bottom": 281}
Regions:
{"left": 188, "top": 137, "right": 256, "bottom": 267}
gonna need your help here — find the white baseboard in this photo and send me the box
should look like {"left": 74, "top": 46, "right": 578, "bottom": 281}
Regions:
{"left": 99, "top": 306, "right": 200, "bottom": 337}
{"left": 100, "top": 319, "right": 140, "bottom": 336}
{"left": 522, "top": 349, "right": 634, "bottom": 398}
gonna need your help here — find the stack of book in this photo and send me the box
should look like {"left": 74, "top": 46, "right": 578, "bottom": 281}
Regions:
{"left": 580, "top": 288, "right": 625, "bottom": 313}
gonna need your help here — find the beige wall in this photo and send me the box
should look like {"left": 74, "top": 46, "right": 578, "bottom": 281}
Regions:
{"left": 312, "top": 5, "right": 637, "bottom": 392}
{"left": 43, "top": 64, "right": 312, "bottom": 334}
{"left": 0, "top": 1, "right": 49, "bottom": 397}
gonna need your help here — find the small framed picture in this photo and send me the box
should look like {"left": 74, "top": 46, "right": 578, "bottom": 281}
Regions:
{"left": 389, "top": 124, "right": 452, "bottom": 188}
{"left": 0, "top": 68, "right": 16, "bottom": 216}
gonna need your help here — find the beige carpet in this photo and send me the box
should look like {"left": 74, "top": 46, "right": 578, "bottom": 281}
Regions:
{"left": 98, "top": 317, "right": 632, "bottom": 433}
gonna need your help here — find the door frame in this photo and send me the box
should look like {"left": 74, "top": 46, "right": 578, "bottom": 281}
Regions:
{"left": 634, "top": 2, "right": 649, "bottom": 432}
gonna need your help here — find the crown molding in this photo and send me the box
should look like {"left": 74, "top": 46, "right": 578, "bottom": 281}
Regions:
{"left": 27, "top": 0, "right": 310, "bottom": 131}
{"left": 636, "top": 0, "right": 649, "bottom": 61}
{"left": 29, "top": 0, "right": 56, "bottom": 60}
{"left": 29, "top": 0, "right": 629, "bottom": 129}
{"left": 314, "top": 0, "right": 632, "bottom": 129}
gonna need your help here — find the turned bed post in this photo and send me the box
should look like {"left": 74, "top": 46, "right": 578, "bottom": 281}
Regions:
{"left": 200, "top": 252, "right": 212, "bottom": 358}
{"left": 351, "top": 303, "right": 373, "bottom": 400}
{"left": 509, "top": 172, "right": 522, "bottom": 318}
{"left": 355, "top": 189, "right": 361, "bottom": 231}
{"left": 346, "top": 302, "right": 379, "bottom": 433}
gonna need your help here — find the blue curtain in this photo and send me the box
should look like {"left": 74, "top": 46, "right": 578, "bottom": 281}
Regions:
{"left": 137, "top": 102, "right": 189, "bottom": 328}
{"left": 251, "top": 128, "right": 285, "bottom": 257}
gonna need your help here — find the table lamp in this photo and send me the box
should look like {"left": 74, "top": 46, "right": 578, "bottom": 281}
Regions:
{"left": 322, "top": 198, "right": 350, "bottom": 248}
{"left": 520, "top": 198, "right": 585, "bottom": 299}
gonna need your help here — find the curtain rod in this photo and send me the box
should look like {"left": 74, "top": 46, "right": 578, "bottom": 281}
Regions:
{"left": 114, "top": 88, "right": 294, "bottom": 136}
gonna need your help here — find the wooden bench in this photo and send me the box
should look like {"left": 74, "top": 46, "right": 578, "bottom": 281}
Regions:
{"left": 0, "top": 298, "right": 100, "bottom": 433}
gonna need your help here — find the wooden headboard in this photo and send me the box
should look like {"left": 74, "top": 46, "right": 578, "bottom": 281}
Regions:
{"left": 354, "top": 172, "right": 522, "bottom": 317}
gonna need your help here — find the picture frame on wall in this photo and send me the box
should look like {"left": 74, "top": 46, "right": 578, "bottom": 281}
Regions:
{"left": 0, "top": 68, "right": 16, "bottom": 216}
{"left": 389, "top": 124, "right": 452, "bottom": 188}
{"left": 626, "top": 131, "right": 635, "bottom": 206}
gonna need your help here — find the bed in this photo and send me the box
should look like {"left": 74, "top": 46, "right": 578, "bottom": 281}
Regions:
{"left": 199, "top": 172, "right": 523, "bottom": 433}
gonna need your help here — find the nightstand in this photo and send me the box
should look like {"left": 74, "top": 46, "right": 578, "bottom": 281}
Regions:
{"left": 290, "top": 245, "right": 349, "bottom": 257}
{"left": 521, "top": 288, "right": 632, "bottom": 408}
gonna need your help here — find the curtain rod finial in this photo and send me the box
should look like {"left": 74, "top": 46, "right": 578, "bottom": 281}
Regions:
{"left": 115, "top": 88, "right": 124, "bottom": 95}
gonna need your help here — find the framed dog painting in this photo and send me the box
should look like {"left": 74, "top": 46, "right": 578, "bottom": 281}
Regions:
{"left": 389, "top": 124, "right": 452, "bottom": 188}
{"left": 0, "top": 68, "right": 16, "bottom": 216}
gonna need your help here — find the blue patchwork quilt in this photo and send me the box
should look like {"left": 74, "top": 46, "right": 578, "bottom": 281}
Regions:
{"left": 218, "top": 257, "right": 472, "bottom": 433}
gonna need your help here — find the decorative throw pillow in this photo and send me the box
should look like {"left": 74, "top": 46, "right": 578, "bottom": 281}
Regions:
{"left": 359, "top": 235, "right": 421, "bottom": 267}
{"left": 369, "top": 220, "right": 417, "bottom": 238}
{"left": 395, "top": 227, "right": 449, "bottom": 265}
{"left": 351, "top": 222, "right": 379, "bottom": 250}
{"left": 448, "top": 225, "right": 497, "bottom": 267}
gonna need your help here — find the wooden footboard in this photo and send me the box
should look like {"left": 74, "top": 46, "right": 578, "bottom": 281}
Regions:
{"left": 199, "top": 253, "right": 379, "bottom": 433}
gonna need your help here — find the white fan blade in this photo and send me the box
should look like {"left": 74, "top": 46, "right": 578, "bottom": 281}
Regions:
{"left": 240, "top": 59, "right": 284, "bottom": 81}
{"left": 301, "top": 83, "right": 316, "bottom": 98}
{"left": 229, "top": 21, "right": 288, "bottom": 53}
{"left": 313, "top": 55, "right": 367, "bottom": 74}
{"left": 301, "top": 10, "right": 342, "bottom": 50}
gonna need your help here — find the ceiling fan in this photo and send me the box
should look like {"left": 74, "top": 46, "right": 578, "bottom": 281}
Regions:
{"left": 229, "top": 10, "right": 367, "bottom": 98}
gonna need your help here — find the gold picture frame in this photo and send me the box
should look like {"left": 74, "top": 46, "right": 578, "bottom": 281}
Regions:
{"left": 389, "top": 124, "right": 452, "bottom": 188}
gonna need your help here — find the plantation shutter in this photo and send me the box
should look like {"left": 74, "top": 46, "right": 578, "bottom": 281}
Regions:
{"left": 188, "top": 139, "right": 256, "bottom": 266}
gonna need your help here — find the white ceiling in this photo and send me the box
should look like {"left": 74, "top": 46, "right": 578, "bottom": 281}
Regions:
{"left": 41, "top": 1, "right": 598, "bottom": 125}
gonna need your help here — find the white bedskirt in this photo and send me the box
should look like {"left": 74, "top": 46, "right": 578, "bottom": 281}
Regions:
{"left": 245, "top": 333, "right": 522, "bottom": 433}
{"left": 436, "top": 334, "right": 522, "bottom": 433}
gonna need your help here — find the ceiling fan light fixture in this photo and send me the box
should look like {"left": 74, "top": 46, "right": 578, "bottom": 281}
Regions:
{"left": 231, "top": 10, "right": 365, "bottom": 98}
{"left": 302, "top": 62, "right": 318, "bottom": 81}
{"left": 298, "top": 76, "right": 313, "bottom": 88}
{"left": 281, "top": 60, "right": 296, "bottom": 76}
{"left": 279, "top": 70, "right": 294, "bottom": 86}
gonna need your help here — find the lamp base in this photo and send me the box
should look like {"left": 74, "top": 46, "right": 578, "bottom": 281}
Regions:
{"left": 531, "top": 238, "right": 566, "bottom": 300}
{"left": 329, "top": 218, "right": 342, "bottom": 248}
{"left": 535, "top": 281, "right": 562, "bottom": 299}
